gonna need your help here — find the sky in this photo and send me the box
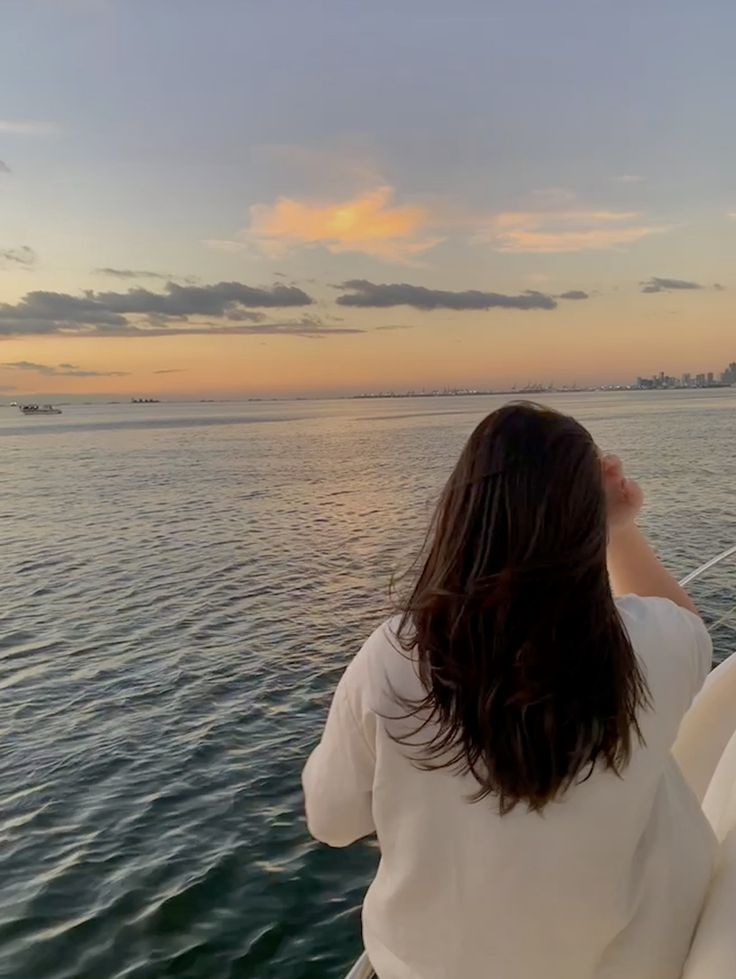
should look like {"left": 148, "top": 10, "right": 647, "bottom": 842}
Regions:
{"left": 1, "top": 0, "right": 736, "bottom": 400}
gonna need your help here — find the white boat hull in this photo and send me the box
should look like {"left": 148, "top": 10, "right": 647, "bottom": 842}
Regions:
{"left": 678, "top": 649, "right": 736, "bottom": 977}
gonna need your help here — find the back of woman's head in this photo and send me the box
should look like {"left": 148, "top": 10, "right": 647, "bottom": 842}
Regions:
{"left": 396, "top": 402, "right": 649, "bottom": 814}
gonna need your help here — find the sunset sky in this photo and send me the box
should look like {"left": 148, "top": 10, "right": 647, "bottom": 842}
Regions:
{"left": 2, "top": 0, "right": 736, "bottom": 399}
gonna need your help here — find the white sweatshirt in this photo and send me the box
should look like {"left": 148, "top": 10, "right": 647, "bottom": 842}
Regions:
{"left": 303, "top": 596, "right": 716, "bottom": 979}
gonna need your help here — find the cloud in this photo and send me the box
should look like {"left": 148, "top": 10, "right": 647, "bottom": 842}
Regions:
{"left": 0, "top": 283, "right": 362, "bottom": 340}
{"left": 0, "top": 316, "right": 360, "bottom": 339}
{"left": 89, "top": 281, "right": 313, "bottom": 315}
{"left": 490, "top": 212, "right": 669, "bottom": 254}
{"left": 153, "top": 369, "right": 187, "bottom": 374}
{"left": 1, "top": 360, "right": 128, "bottom": 378}
{"left": 480, "top": 194, "right": 670, "bottom": 253}
{"left": 0, "top": 160, "right": 10, "bottom": 174}
{"left": 336, "top": 280, "right": 557, "bottom": 311}
{"left": 558, "top": 290, "right": 589, "bottom": 300}
{"left": 20, "top": 281, "right": 307, "bottom": 319}
{"left": 0, "top": 120, "right": 61, "bottom": 137}
{"left": 0, "top": 246, "right": 36, "bottom": 267}
{"left": 728, "top": 213, "right": 736, "bottom": 220}
{"left": 223, "top": 310, "right": 267, "bottom": 323}
{"left": 640, "top": 277, "right": 703, "bottom": 293}
{"left": 0, "top": 280, "right": 372, "bottom": 340}
{"left": 94, "top": 267, "right": 191, "bottom": 282}
{"left": 246, "top": 186, "right": 443, "bottom": 263}
{"left": 613, "top": 174, "right": 645, "bottom": 183}
{"left": 218, "top": 178, "right": 666, "bottom": 262}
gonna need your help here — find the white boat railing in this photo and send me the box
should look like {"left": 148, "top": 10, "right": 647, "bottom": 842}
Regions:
{"left": 344, "top": 952, "right": 375, "bottom": 979}
{"left": 342, "top": 544, "right": 736, "bottom": 979}
{"left": 680, "top": 543, "right": 736, "bottom": 634}
{"left": 679, "top": 543, "right": 736, "bottom": 587}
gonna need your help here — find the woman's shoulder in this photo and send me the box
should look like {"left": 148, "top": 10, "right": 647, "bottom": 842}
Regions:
{"left": 352, "top": 615, "right": 414, "bottom": 675}
{"left": 360, "top": 614, "right": 403, "bottom": 648}
{"left": 615, "top": 594, "right": 712, "bottom": 722}
{"left": 615, "top": 594, "right": 710, "bottom": 653}
{"left": 341, "top": 616, "right": 421, "bottom": 710}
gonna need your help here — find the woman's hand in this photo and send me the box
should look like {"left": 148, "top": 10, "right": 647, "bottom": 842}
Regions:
{"left": 604, "top": 457, "right": 699, "bottom": 614}
{"left": 601, "top": 454, "right": 643, "bottom": 531}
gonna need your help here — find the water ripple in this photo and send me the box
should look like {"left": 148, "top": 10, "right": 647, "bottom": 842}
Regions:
{"left": 1, "top": 392, "right": 735, "bottom": 977}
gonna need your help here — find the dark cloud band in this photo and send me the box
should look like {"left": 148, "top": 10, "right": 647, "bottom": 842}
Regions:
{"left": 95, "top": 268, "right": 176, "bottom": 281}
{"left": 2, "top": 360, "right": 128, "bottom": 378}
{"left": 336, "top": 280, "right": 558, "bottom": 311}
{"left": 0, "top": 246, "right": 36, "bottom": 267}
{"left": 0, "top": 281, "right": 351, "bottom": 339}
{"left": 640, "top": 277, "right": 702, "bottom": 293}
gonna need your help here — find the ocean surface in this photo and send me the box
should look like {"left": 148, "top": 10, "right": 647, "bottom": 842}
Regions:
{"left": 2, "top": 390, "right": 736, "bottom": 979}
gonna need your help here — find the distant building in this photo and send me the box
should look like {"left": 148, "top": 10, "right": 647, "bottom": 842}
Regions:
{"left": 634, "top": 362, "right": 735, "bottom": 390}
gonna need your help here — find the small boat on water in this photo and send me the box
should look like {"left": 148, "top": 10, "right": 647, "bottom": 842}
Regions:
{"left": 19, "top": 404, "right": 62, "bottom": 415}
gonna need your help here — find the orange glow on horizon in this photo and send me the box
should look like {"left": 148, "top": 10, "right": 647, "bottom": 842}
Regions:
{"left": 2, "top": 291, "right": 735, "bottom": 398}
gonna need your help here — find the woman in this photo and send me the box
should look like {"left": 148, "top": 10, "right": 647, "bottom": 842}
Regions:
{"left": 302, "top": 403, "right": 716, "bottom": 979}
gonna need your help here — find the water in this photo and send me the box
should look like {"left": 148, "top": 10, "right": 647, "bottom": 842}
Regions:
{"left": 2, "top": 391, "right": 736, "bottom": 979}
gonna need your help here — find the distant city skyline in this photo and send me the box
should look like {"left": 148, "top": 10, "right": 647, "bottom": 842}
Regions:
{"left": 2, "top": 2, "right": 736, "bottom": 398}
{"left": 635, "top": 361, "right": 736, "bottom": 390}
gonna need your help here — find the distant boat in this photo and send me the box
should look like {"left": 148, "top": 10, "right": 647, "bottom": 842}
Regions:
{"left": 131, "top": 398, "right": 160, "bottom": 404}
{"left": 19, "top": 404, "right": 62, "bottom": 415}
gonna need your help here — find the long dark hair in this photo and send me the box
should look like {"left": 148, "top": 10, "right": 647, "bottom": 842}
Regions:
{"left": 395, "top": 402, "right": 649, "bottom": 814}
